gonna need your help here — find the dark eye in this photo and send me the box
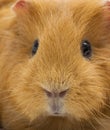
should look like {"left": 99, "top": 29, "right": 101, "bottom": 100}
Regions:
{"left": 32, "top": 40, "right": 39, "bottom": 56}
{"left": 81, "top": 40, "right": 92, "bottom": 59}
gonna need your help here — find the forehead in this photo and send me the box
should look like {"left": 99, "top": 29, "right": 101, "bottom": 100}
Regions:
{"left": 31, "top": 0, "right": 102, "bottom": 35}
{"left": 31, "top": 1, "right": 102, "bottom": 44}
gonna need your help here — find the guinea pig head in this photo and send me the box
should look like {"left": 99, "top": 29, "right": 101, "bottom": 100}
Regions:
{"left": 9, "top": 0, "right": 110, "bottom": 123}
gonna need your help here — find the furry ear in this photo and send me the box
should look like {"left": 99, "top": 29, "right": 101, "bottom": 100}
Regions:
{"left": 12, "top": 0, "right": 38, "bottom": 23}
{"left": 13, "top": 0, "right": 30, "bottom": 14}
{"left": 100, "top": 0, "right": 110, "bottom": 47}
{"left": 103, "top": 1, "right": 110, "bottom": 23}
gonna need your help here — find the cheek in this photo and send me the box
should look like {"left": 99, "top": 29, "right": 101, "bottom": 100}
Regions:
{"left": 64, "top": 83, "right": 105, "bottom": 120}
{"left": 11, "top": 83, "right": 49, "bottom": 121}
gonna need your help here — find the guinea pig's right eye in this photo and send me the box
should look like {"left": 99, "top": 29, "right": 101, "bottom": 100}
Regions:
{"left": 81, "top": 40, "right": 92, "bottom": 59}
{"left": 32, "top": 40, "right": 39, "bottom": 56}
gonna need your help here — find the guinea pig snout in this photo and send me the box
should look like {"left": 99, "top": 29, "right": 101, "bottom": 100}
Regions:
{"left": 44, "top": 89, "right": 68, "bottom": 116}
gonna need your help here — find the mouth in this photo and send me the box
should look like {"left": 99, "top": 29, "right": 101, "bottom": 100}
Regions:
{"left": 51, "top": 113, "right": 62, "bottom": 117}
{"left": 49, "top": 111, "right": 67, "bottom": 118}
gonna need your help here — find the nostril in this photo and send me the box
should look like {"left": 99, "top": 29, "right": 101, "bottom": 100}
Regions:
{"left": 44, "top": 90, "right": 52, "bottom": 98}
{"left": 59, "top": 89, "right": 68, "bottom": 97}
{"left": 44, "top": 89, "right": 68, "bottom": 98}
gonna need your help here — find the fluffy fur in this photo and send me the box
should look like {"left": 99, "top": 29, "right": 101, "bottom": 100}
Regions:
{"left": 0, "top": 0, "right": 110, "bottom": 130}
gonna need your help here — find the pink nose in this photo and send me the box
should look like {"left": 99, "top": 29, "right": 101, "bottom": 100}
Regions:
{"left": 44, "top": 89, "right": 68, "bottom": 98}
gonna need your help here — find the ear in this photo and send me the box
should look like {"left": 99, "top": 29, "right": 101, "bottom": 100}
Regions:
{"left": 101, "top": 1, "right": 110, "bottom": 48}
{"left": 11, "top": 0, "right": 42, "bottom": 39}
{"left": 12, "top": 0, "right": 41, "bottom": 19}
{"left": 12, "top": 0, "right": 30, "bottom": 14}
{"left": 12, "top": 0, "right": 38, "bottom": 23}
{"left": 103, "top": 1, "right": 110, "bottom": 24}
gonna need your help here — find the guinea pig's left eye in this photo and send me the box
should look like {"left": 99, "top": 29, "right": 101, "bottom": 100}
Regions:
{"left": 32, "top": 40, "right": 39, "bottom": 56}
{"left": 81, "top": 40, "right": 92, "bottom": 59}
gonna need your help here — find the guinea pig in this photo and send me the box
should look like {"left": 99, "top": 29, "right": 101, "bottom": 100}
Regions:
{"left": 0, "top": 0, "right": 110, "bottom": 130}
